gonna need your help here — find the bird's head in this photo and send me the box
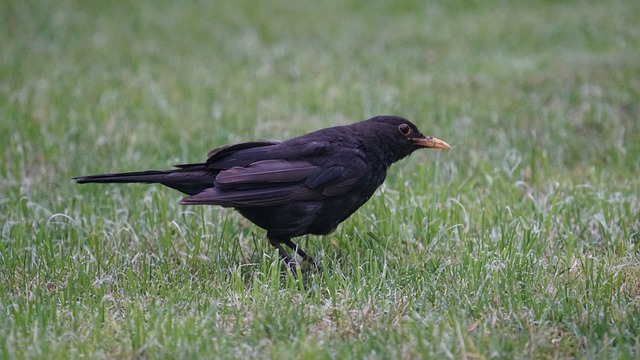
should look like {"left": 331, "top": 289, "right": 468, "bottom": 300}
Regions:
{"left": 360, "top": 115, "right": 450, "bottom": 166}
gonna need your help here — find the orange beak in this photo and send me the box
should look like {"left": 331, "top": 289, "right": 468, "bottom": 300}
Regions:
{"left": 412, "top": 136, "right": 451, "bottom": 149}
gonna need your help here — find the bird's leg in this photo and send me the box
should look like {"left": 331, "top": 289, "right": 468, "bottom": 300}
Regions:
{"left": 268, "top": 237, "right": 296, "bottom": 270}
{"left": 282, "top": 238, "right": 321, "bottom": 269}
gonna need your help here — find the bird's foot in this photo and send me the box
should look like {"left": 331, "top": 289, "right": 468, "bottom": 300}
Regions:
{"left": 307, "top": 257, "right": 323, "bottom": 272}
{"left": 281, "top": 257, "right": 322, "bottom": 275}
{"left": 284, "top": 259, "right": 299, "bottom": 272}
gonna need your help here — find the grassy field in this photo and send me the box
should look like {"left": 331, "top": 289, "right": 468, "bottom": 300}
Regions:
{"left": 2, "top": 0, "right": 639, "bottom": 358}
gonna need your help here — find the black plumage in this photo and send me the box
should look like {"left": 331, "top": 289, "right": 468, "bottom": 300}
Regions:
{"left": 75, "top": 115, "right": 450, "bottom": 267}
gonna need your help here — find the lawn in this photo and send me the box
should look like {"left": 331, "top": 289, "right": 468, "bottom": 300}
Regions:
{"left": 1, "top": 0, "right": 639, "bottom": 358}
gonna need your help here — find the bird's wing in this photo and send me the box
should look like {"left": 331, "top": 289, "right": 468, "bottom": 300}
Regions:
{"left": 303, "top": 157, "right": 369, "bottom": 197}
{"left": 179, "top": 159, "right": 317, "bottom": 206}
{"left": 180, "top": 151, "right": 370, "bottom": 207}
{"left": 180, "top": 186, "right": 296, "bottom": 207}
{"left": 215, "top": 160, "right": 317, "bottom": 186}
{"left": 206, "top": 141, "right": 281, "bottom": 168}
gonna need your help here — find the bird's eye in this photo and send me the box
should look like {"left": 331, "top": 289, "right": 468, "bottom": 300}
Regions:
{"left": 398, "top": 124, "right": 412, "bottom": 136}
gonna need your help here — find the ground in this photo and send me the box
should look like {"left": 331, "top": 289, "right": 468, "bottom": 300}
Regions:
{"left": 1, "top": 0, "right": 639, "bottom": 358}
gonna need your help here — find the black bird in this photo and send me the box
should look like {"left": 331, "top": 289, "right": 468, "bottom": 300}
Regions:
{"left": 74, "top": 115, "right": 450, "bottom": 267}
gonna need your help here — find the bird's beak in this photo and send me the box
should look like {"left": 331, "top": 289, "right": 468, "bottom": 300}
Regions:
{"left": 412, "top": 136, "right": 451, "bottom": 149}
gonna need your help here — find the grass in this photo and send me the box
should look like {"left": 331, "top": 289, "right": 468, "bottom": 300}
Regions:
{"left": 1, "top": 0, "right": 639, "bottom": 358}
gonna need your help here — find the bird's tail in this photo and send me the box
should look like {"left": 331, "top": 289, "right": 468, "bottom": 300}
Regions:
{"left": 74, "top": 170, "right": 173, "bottom": 184}
{"left": 74, "top": 166, "right": 214, "bottom": 195}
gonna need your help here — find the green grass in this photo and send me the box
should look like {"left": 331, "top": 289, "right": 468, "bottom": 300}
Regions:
{"left": 2, "top": 0, "right": 640, "bottom": 358}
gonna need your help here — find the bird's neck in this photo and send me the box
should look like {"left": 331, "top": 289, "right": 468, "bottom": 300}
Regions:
{"left": 360, "top": 139, "right": 413, "bottom": 170}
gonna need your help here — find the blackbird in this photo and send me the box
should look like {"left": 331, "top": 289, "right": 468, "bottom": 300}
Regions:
{"left": 74, "top": 115, "right": 450, "bottom": 267}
